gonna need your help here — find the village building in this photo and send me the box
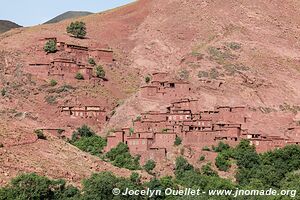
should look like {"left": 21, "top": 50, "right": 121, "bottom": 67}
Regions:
{"left": 106, "top": 97, "right": 300, "bottom": 163}
{"left": 59, "top": 106, "right": 107, "bottom": 122}
{"left": 26, "top": 38, "right": 114, "bottom": 79}
{"left": 141, "top": 72, "right": 191, "bottom": 101}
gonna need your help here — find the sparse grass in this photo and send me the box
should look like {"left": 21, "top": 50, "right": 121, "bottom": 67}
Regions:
{"left": 223, "top": 64, "right": 250, "bottom": 76}
{"left": 209, "top": 68, "right": 220, "bottom": 79}
{"left": 207, "top": 46, "right": 235, "bottom": 64}
{"left": 226, "top": 42, "right": 242, "bottom": 50}
{"left": 178, "top": 69, "right": 189, "bottom": 80}
{"left": 198, "top": 71, "right": 209, "bottom": 78}
{"left": 279, "top": 103, "right": 300, "bottom": 114}
{"left": 45, "top": 95, "right": 57, "bottom": 105}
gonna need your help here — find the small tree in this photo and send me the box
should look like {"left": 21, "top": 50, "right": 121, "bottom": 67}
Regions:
{"left": 95, "top": 65, "right": 105, "bottom": 78}
{"left": 44, "top": 39, "right": 57, "bottom": 53}
{"left": 130, "top": 172, "right": 141, "bottom": 184}
{"left": 143, "top": 160, "right": 156, "bottom": 173}
{"left": 88, "top": 58, "right": 96, "bottom": 66}
{"left": 35, "top": 129, "right": 46, "bottom": 140}
{"left": 145, "top": 76, "right": 151, "bottom": 84}
{"left": 174, "top": 136, "right": 182, "bottom": 146}
{"left": 49, "top": 79, "right": 57, "bottom": 87}
{"left": 1, "top": 88, "right": 6, "bottom": 96}
{"left": 75, "top": 72, "right": 84, "bottom": 80}
{"left": 66, "top": 21, "right": 87, "bottom": 39}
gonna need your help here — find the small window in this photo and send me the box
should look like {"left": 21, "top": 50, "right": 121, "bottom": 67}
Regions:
{"left": 170, "top": 83, "right": 175, "bottom": 88}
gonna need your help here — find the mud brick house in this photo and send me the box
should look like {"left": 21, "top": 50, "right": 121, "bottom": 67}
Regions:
{"left": 26, "top": 38, "right": 114, "bottom": 79}
{"left": 141, "top": 72, "right": 191, "bottom": 101}
{"left": 106, "top": 97, "right": 300, "bottom": 163}
{"left": 60, "top": 106, "right": 107, "bottom": 122}
{"left": 48, "top": 58, "right": 93, "bottom": 80}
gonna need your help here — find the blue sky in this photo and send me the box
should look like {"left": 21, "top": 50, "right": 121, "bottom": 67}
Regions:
{"left": 0, "top": 0, "right": 134, "bottom": 27}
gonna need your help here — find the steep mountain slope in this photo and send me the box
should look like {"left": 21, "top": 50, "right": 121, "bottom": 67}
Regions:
{"left": 44, "top": 11, "right": 93, "bottom": 24}
{"left": 0, "top": 20, "right": 21, "bottom": 34}
{"left": 0, "top": 0, "right": 299, "bottom": 185}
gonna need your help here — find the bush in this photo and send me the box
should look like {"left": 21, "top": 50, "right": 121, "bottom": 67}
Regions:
{"left": 72, "top": 135, "right": 107, "bottom": 156}
{"left": 143, "top": 160, "right": 156, "bottom": 173}
{"left": 35, "top": 129, "right": 46, "bottom": 140}
{"left": 1, "top": 88, "right": 6, "bottom": 96}
{"left": 215, "top": 154, "right": 231, "bottom": 171}
{"left": 95, "top": 65, "right": 105, "bottom": 78}
{"left": 0, "top": 173, "right": 79, "bottom": 200}
{"left": 66, "top": 21, "right": 87, "bottom": 38}
{"left": 202, "top": 146, "right": 210, "bottom": 151}
{"left": 130, "top": 172, "right": 141, "bottom": 184}
{"left": 214, "top": 141, "right": 230, "bottom": 152}
{"left": 201, "top": 163, "right": 218, "bottom": 177}
{"left": 199, "top": 155, "right": 205, "bottom": 161}
{"left": 88, "top": 58, "right": 96, "bottom": 65}
{"left": 106, "top": 143, "right": 141, "bottom": 170}
{"left": 174, "top": 136, "right": 182, "bottom": 146}
{"left": 175, "top": 156, "right": 194, "bottom": 177}
{"left": 145, "top": 76, "right": 151, "bottom": 83}
{"left": 49, "top": 79, "right": 57, "bottom": 87}
{"left": 71, "top": 125, "right": 95, "bottom": 141}
{"left": 43, "top": 39, "right": 57, "bottom": 53}
{"left": 75, "top": 72, "right": 84, "bottom": 80}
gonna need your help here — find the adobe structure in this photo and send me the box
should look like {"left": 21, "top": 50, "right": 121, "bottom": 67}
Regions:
{"left": 140, "top": 72, "right": 191, "bottom": 101}
{"left": 105, "top": 98, "right": 300, "bottom": 163}
{"left": 59, "top": 105, "right": 107, "bottom": 123}
{"left": 26, "top": 38, "right": 113, "bottom": 80}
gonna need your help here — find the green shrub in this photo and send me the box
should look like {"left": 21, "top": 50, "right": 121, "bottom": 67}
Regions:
{"left": 44, "top": 39, "right": 57, "bottom": 53}
{"left": 143, "top": 160, "right": 156, "bottom": 173}
{"left": 106, "top": 143, "right": 141, "bottom": 170}
{"left": 72, "top": 135, "right": 107, "bottom": 156}
{"left": 130, "top": 172, "right": 141, "bottom": 184}
{"left": 75, "top": 72, "right": 84, "bottom": 80}
{"left": 0, "top": 173, "right": 79, "bottom": 200}
{"left": 215, "top": 154, "right": 231, "bottom": 171}
{"left": 1, "top": 88, "right": 6, "bottom": 96}
{"left": 95, "top": 65, "right": 105, "bottom": 78}
{"left": 66, "top": 21, "right": 87, "bottom": 38}
{"left": 202, "top": 146, "right": 210, "bottom": 151}
{"left": 214, "top": 141, "right": 230, "bottom": 152}
{"left": 35, "top": 129, "right": 46, "bottom": 140}
{"left": 174, "top": 136, "right": 182, "bottom": 146}
{"left": 199, "top": 155, "right": 205, "bottom": 161}
{"left": 201, "top": 163, "right": 218, "bottom": 177}
{"left": 88, "top": 58, "right": 96, "bottom": 65}
{"left": 145, "top": 76, "right": 151, "bottom": 83}
{"left": 71, "top": 125, "right": 95, "bottom": 141}
{"left": 49, "top": 79, "right": 57, "bottom": 87}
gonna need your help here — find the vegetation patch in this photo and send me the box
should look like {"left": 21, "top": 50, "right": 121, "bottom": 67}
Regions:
{"left": 66, "top": 21, "right": 86, "bottom": 39}
{"left": 45, "top": 95, "right": 57, "bottom": 105}
{"left": 44, "top": 39, "right": 57, "bottom": 53}
{"left": 106, "top": 143, "right": 141, "bottom": 170}
{"left": 207, "top": 46, "right": 236, "bottom": 64}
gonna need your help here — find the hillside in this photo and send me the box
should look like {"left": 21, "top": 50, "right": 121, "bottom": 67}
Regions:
{"left": 0, "top": 0, "right": 299, "bottom": 186}
{"left": 44, "top": 11, "right": 93, "bottom": 24}
{"left": 0, "top": 20, "right": 21, "bottom": 34}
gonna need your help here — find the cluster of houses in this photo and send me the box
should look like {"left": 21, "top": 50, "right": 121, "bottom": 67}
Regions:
{"left": 26, "top": 37, "right": 113, "bottom": 80}
{"left": 105, "top": 73, "right": 300, "bottom": 162}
